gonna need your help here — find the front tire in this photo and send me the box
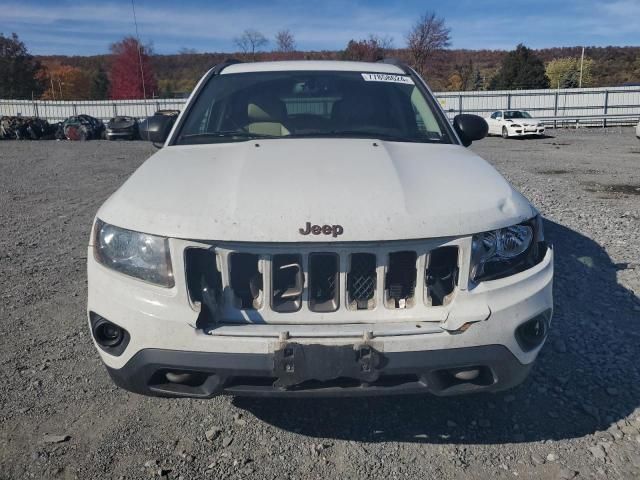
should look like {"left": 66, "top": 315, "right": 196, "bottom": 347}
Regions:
{"left": 502, "top": 126, "right": 509, "bottom": 139}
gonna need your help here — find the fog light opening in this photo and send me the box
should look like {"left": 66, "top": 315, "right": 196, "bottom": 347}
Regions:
{"left": 515, "top": 311, "right": 550, "bottom": 351}
{"left": 89, "top": 312, "right": 130, "bottom": 356}
{"left": 94, "top": 319, "right": 124, "bottom": 347}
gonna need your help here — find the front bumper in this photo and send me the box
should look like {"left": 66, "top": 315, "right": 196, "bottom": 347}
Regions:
{"left": 106, "top": 130, "right": 136, "bottom": 139}
{"left": 509, "top": 126, "right": 545, "bottom": 136}
{"left": 88, "top": 238, "right": 553, "bottom": 397}
{"left": 106, "top": 343, "right": 533, "bottom": 398}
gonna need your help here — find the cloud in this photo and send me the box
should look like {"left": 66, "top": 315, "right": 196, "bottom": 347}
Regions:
{"left": 2, "top": 0, "right": 412, "bottom": 50}
{"left": 2, "top": 0, "right": 639, "bottom": 55}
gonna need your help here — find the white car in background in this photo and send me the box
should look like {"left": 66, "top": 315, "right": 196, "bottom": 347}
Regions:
{"left": 487, "top": 110, "right": 545, "bottom": 138}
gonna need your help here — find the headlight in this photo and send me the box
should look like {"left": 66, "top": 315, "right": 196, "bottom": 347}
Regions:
{"left": 510, "top": 124, "right": 522, "bottom": 128}
{"left": 470, "top": 216, "right": 546, "bottom": 283}
{"left": 537, "top": 123, "right": 544, "bottom": 127}
{"left": 94, "top": 220, "right": 174, "bottom": 287}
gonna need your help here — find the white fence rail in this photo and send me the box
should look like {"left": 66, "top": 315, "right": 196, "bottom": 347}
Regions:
{"left": 436, "top": 85, "right": 640, "bottom": 127}
{"left": 1, "top": 85, "right": 639, "bottom": 126}
{"left": 0, "top": 98, "right": 185, "bottom": 123}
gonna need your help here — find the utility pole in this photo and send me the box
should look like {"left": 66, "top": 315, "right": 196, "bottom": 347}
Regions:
{"left": 579, "top": 47, "right": 585, "bottom": 88}
{"left": 131, "top": 0, "right": 149, "bottom": 117}
{"left": 131, "top": 0, "right": 147, "bottom": 101}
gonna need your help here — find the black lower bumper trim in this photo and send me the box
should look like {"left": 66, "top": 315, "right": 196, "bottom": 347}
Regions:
{"left": 105, "top": 344, "right": 533, "bottom": 398}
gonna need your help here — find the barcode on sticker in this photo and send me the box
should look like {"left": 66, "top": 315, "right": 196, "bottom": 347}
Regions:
{"left": 361, "top": 73, "right": 414, "bottom": 84}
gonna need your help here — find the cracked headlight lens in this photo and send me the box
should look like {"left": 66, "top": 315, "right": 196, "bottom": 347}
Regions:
{"left": 471, "top": 217, "right": 545, "bottom": 283}
{"left": 94, "top": 219, "right": 174, "bottom": 287}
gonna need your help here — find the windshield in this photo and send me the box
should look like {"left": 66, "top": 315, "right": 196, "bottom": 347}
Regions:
{"left": 174, "top": 70, "right": 453, "bottom": 145}
{"left": 504, "top": 111, "right": 532, "bottom": 119}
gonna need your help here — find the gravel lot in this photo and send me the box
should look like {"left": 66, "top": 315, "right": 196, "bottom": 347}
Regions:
{"left": 1, "top": 128, "right": 639, "bottom": 480}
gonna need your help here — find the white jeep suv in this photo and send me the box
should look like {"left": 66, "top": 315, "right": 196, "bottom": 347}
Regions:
{"left": 87, "top": 60, "right": 553, "bottom": 397}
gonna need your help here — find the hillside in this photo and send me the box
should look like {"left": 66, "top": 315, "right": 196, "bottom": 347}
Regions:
{"left": 37, "top": 45, "right": 640, "bottom": 96}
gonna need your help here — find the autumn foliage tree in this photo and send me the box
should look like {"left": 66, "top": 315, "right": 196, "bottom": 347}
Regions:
{"left": 40, "top": 63, "right": 92, "bottom": 100}
{"left": 109, "top": 37, "right": 157, "bottom": 99}
{"left": 546, "top": 57, "right": 594, "bottom": 88}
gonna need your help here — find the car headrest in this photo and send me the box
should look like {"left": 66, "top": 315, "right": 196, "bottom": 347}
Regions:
{"left": 247, "top": 96, "right": 287, "bottom": 123}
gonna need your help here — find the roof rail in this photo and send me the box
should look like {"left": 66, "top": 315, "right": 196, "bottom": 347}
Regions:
{"left": 211, "top": 58, "right": 242, "bottom": 75}
{"left": 377, "top": 58, "right": 412, "bottom": 74}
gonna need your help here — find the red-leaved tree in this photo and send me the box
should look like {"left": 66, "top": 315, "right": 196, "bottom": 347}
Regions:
{"left": 109, "top": 37, "right": 157, "bottom": 99}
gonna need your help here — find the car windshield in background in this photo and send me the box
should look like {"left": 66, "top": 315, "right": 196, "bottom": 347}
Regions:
{"left": 504, "top": 111, "right": 532, "bottom": 119}
{"left": 175, "top": 71, "right": 453, "bottom": 145}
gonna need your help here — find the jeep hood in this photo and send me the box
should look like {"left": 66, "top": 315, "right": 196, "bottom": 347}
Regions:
{"left": 98, "top": 139, "right": 535, "bottom": 242}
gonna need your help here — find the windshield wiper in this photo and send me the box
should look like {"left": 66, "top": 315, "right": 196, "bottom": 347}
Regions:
{"left": 179, "top": 131, "right": 277, "bottom": 142}
{"left": 287, "top": 130, "right": 438, "bottom": 143}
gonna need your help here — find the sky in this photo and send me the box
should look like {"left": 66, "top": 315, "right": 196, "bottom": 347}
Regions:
{"left": 1, "top": 0, "right": 639, "bottom": 56}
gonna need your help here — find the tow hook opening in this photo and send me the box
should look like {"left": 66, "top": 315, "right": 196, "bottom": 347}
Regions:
{"left": 432, "top": 365, "right": 495, "bottom": 391}
{"left": 162, "top": 370, "right": 208, "bottom": 387}
{"left": 148, "top": 369, "right": 220, "bottom": 396}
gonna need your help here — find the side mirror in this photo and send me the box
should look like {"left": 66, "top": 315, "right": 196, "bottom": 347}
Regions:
{"left": 139, "top": 115, "right": 175, "bottom": 144}
{"left": 453, "top": 114, "right": 488, "bottom": 147}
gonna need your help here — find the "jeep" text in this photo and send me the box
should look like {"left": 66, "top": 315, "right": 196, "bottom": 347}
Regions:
{"left": 299, "top": 222, "right": 344, "bottom": 238}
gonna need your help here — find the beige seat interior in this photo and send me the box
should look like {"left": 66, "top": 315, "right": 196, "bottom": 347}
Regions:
{"left": 246, "top": 96, "right": 290, "bottom": 136}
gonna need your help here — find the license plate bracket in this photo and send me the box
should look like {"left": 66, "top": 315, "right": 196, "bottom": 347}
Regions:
{"left": 273, "top": 343, "right": 383, "bottom": 388}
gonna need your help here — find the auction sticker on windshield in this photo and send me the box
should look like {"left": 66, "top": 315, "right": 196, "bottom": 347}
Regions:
{"left": 361, "top": 73, "right": 414, "bottom": 84}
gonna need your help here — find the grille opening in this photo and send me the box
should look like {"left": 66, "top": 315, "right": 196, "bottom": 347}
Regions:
{"left": 425, "top": 246, "right": 459, "bottom": 306}
{"left": 229, "top": 253, "right": 263, "bottom": 309}
{"left": 385, "top": 251, "right": 417, "bottom": 309}
{"left": 308, "top": 253, "right": 339, "bottom": 312}
{"left": 272, "top": 254, "right": 304, "bottom": 313}
{"left": 185, "top": 248, "right": 222, "bottom": 313}
{"left": 347, "top": 253, "right": 377, "bottom": 310}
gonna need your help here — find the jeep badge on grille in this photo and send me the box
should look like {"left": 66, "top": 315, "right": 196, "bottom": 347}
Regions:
{"left": 299, "top": 222, "right": 344, "bottom": 238}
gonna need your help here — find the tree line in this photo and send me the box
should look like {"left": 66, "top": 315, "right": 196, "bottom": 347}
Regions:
{"left": 1, "top": 12, "right": 639, "bottom": 100}
{"left": 0, "top": 33, "right": 156, "bottom": 100}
